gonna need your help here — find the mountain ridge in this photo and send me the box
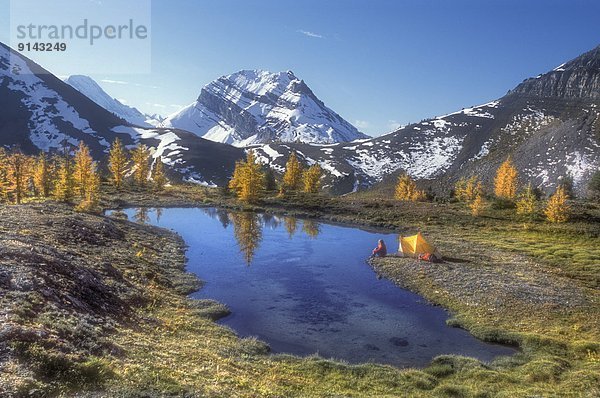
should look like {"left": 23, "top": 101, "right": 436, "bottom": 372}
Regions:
{"left": 64, "top": 75, "right": 164, "bottom": 127}
{"left": 164, "top": 69, "right": 368, "bottom": 146}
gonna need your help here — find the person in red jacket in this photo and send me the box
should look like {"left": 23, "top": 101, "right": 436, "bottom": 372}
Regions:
{"left": 371, "top": 239, "right": 387, "bottom": 257}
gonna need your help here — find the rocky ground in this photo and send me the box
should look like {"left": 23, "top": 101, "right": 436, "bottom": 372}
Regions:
{"left": 0, "top": 203, "right": 209, "bottom": 396}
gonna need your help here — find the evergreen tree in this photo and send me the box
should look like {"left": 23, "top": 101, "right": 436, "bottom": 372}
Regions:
{"left": 558, "top": 175, "right": 575, "bottom": 199}
{"left": 73, "top": 141, "right": 94, "bottom": 198}
{"left": 108, "top": 138, "right": 128, "bottom": 190}
{"left": 282, "top": 152, "right": 304, "bottom": 192}
{"left": 7, "top": 150, "right": 32, "bottom": 204}
{"left": 494, "top": 157, "right": 518, "bottom": 200}
{"left": 54, "top": 153, "right": 74, "bottom": 202}
{"left": 131, "top": 144, "right": 151, "bottom": 187}
{"left": 516, "top": 183, "right": 537, "bottom": 219}
{"left": 395, "top": 173, "right": 425, "bottom": 201}
{"left": 151, "top": 158, "right": 168, "bottom": 191}
{"left": 302, "top": 164, "right": 323, "bottom": 194}
{"left": 263, "top": 166, "right": 277, "bottom": 192}
{"left": 544, "top": 185, "right": 570, "bottom": 223}
{"left": 33, "top": 152, "right": 53, "bottom": 198}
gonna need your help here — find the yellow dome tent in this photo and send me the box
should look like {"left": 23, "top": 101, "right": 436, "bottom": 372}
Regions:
{"left": 398, "top": 232, "right": 440, "bottom": 258}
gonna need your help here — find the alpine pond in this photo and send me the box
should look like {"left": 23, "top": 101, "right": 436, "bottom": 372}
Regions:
{"left": 119, "top": 207, "right": 516, "bottom": 367}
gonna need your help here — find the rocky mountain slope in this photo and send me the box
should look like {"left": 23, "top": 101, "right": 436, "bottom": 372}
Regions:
{"left": 163, "top": 70, "right": 367, "bottom": 146}
{"left": 0, "top": 42, "right": 243, "bottom": 186}
{"left": 252, "top": 45, "right": 600, "bottom": 195}
{"left": 64, "top": 75, "right": 164, "bottom": 127}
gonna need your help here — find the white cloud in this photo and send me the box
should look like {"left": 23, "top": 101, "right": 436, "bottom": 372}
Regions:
{"left": 354, "top": 120, "right": 370, "bottom": 129}
{"left": 117, "top": 98, "right": 128, "bottom": 104}
{"left": 169, "top": 104, "right": 184, "bottom": 108}
{"left": 298, "top": 30, "right": 324, "bottom": 39}
{"left": 146, "top": 102, "right": 167, "bottom": 108}
{"left": 101, "top": 79, "right": 159, "bottom": 89}
{"left": 101, "top": 79, "right": 129, "bottom": 85}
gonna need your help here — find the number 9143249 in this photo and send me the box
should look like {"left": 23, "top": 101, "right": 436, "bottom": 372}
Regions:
{"left": 17, "top": 42, "right": 67, "bottom": 52}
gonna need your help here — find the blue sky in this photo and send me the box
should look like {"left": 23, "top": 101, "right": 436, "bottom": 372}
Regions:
{"left": 1, "top": 0, "right": 600, "bottom": 136}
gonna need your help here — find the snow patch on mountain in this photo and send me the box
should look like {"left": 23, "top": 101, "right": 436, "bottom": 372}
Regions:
{"left": 565, "top": 151, "right": 598, "bottom": 187}
{"left": 1, "top": 47, "right": 110, "bottom": 151}
{"left": 441, "top": 100, "right": 500, "bottom": 119}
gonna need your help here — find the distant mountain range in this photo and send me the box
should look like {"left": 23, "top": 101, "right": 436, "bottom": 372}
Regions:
{"left": 64, "top": 75, "right": 164, "bottom": 128}
{"left": 0, "top": 42, "right": 243, "bottom": 187}
{"left": 163, "top": 69, "right": 368, "bottom": 146}
{"left": 1, "top": 40, "right": 598, "bottom": 195}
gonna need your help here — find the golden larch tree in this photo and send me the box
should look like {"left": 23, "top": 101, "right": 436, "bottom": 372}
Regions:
{"left": 516, "top": 183, "right": 537, "bottom": 218}
{"left": 228, "top": 159, "right": 244, "bottom": 195}
{"left": 108, "top": 138, "right": 128, "bottom": 190}
{"left": 544, "top": 185, "right": 570, "bottom": 223}
{"left": 282, "top": 152, "right": 304, "bottom": 192}
{"left": 303, "top": 164, "right": 323, "bottom": 194}
{"left": 33, "top": 152, "right": 53, "bottom": 198}
{"left": 455, "top": 176, "right": 482, "bottom": 202}
{"left": 152, "top": 158, "right": 168, "bottom": 191}
{"left": 7, "top": 150, "right": 32, "bottom": 204}
{"left": 239, "top": 151, "right": 265, "bottom": 202}
{"left": 0, "top": 148, "right": 9, "bottom": 202}
{"left": 229, "top": 151, "right": 265, "bottom": 202}
{"left": 76, "top": 165, "right": 101, "bottom": 212}
{"left": 470, "top": 192, "right": 485, "bottom": 216}
{"left": 131, "top": 144, "right": 151, "bottom": 187}
{"left": 73, "top": 142, "right": 95, "bottom": 198}
{"left": 395, "top": 173, "right": 425, "bottom": 202}
{"left": 494, "top": 157, "right": 518, "bottom": 199}
{"left": 54, "top": 154, "right": 74, "bottom": 202}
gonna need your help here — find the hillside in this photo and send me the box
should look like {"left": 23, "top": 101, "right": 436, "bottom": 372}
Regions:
{"left": 253, "top": 45, "right": 600, "bottom": 195}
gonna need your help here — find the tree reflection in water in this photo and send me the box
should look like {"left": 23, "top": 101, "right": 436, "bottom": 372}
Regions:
{"left": 134, "top": 207, "right": 150, "bottom": 224}
{"left": 202, "top": 208, "right": 231, "bottom": 229}
{"left": 230, "top": 212, "right": 263, "bottom": 265}
{"left": 284, "top": 216, "right": 298, "bottom": 238}
{"left": 302, "top": 219, "right": 321, "bottom": 238}
{"left": 154, "top": 208, "right": 163, "bottom": 223}
{"left": 262, "top": 214, "right": 281, "bottom": 230}
{"left": 216, "top": 209, "right": 231, "bottom": 229}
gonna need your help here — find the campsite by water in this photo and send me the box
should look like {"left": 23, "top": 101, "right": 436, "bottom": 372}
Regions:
{"left": 114, "top": 207, "right": 516, "bottom": 368}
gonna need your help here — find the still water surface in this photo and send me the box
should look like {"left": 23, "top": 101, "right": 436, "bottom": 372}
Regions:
{"left": 118, "top": 207, "right": 515, "bottom": 367}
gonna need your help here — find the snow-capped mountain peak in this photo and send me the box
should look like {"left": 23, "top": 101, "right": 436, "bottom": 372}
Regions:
{"left": 164, "top": 69, "right": 368, "bottom": 147}
{"left": 64, "top": 75, "right": 163, "bottom": 127}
